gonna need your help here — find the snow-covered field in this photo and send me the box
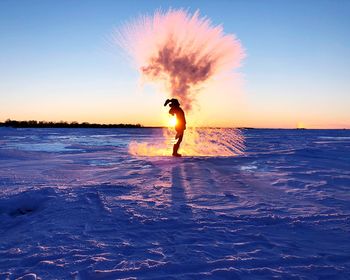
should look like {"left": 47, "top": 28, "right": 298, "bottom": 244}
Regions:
{"left": 0, "top": 127, "right": 349, "bottom": 279}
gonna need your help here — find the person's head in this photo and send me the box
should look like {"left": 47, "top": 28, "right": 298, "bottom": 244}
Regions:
{"left": 164, "top": 98, "right": 180, "bottom": 108}
{"left": 169, "top": 99, "right": 180, "bottom": 108}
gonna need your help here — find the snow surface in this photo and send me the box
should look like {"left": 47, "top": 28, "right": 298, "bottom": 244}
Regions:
{"left": 0, "top": 127, "right": 349, "bottom": 279}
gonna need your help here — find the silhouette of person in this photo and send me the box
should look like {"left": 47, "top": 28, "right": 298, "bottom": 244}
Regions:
{"left": 164, "top": 98, "right": 186, "bottom": 157}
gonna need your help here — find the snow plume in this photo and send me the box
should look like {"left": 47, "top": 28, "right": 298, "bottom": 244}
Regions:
{"left": 116, "top": 9, "right": 245, "bottom": 156}
{"left": 129, "top": 128, "right": 245, "bottom": 157}
{"left": 116, "top": 8, "right": 244, "bottom": 111}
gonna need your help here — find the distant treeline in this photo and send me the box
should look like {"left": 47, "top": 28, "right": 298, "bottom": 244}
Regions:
{"left": 0, "top": 119, "right": 142, "bottom": 128}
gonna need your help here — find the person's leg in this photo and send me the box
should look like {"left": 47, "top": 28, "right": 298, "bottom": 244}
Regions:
{"left": 173, "top": 132, "right": 183, "bottom": 156}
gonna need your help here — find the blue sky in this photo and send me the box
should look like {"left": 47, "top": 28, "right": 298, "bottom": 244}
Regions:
{"left": 0, "top": 0, "right": 349, "bottom": 127}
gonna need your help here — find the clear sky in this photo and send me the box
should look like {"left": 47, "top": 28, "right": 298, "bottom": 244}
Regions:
{"left": 0, "top": 0, "right": 349, "bottom": 128}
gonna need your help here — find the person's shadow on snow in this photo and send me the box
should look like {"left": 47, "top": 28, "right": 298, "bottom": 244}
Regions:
{"left": 171, "top": 165, "right": 193, "bottom": 220}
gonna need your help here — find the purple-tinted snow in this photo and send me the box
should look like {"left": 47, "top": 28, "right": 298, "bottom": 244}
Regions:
{"left": 0, "top": 128, "right": 349, "bottom": 279}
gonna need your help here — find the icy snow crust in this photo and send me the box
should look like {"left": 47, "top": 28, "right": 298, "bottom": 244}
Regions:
{"left": 0, "top": 127, "right": 349, "bottom": 279}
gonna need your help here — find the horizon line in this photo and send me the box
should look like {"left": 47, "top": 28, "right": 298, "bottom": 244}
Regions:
{"left": 0, "top": 119, "right": 348, "bottom": 130}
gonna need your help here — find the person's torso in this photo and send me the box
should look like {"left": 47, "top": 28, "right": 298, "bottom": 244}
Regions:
{"left": 170, "top": 107, "right": 186, "bottom": 124}
{"left": 169, "top": 107, "right": 186, "bottom": 130}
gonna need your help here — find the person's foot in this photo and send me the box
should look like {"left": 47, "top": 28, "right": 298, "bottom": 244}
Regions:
{"left": 172, "top": 153, "right": 182, "bottom": 157}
